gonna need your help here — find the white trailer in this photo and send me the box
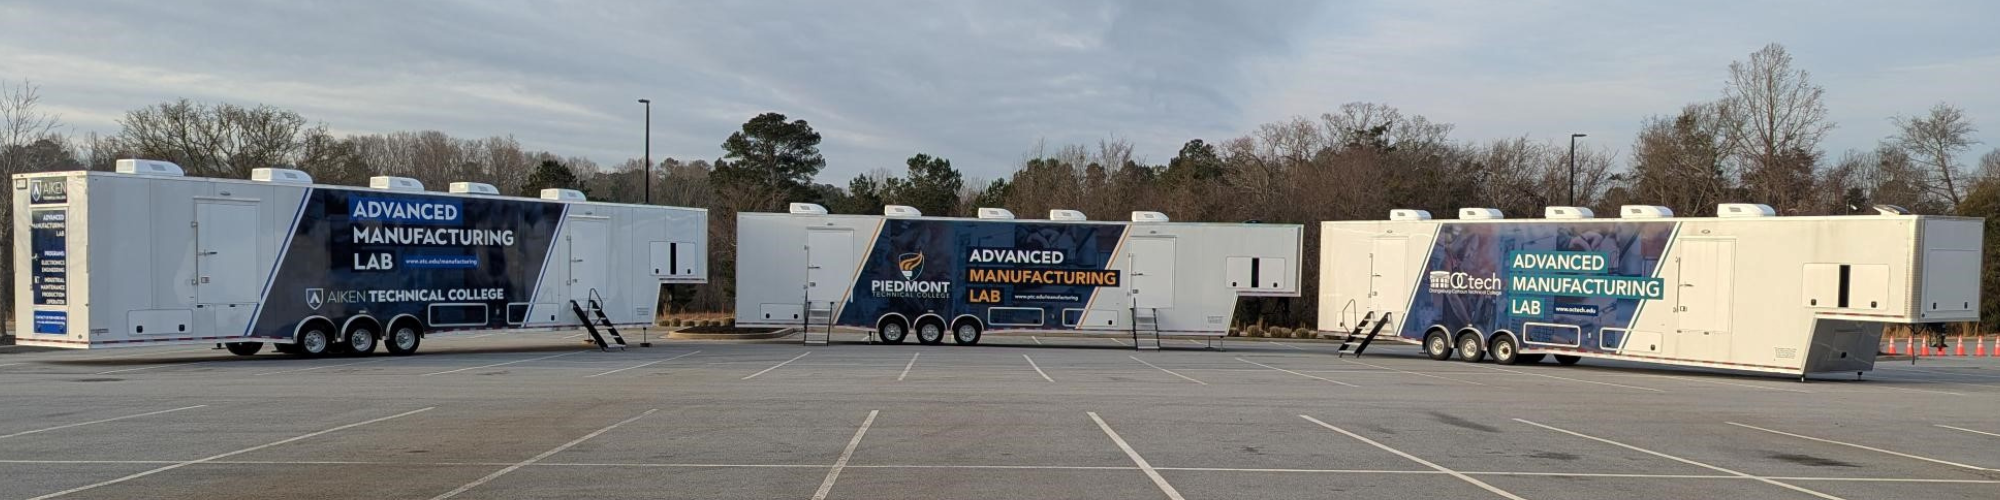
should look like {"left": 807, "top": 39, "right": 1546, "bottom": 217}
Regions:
{"left": 735, "top": 204, "right": 1301, "bottom": 347}
{"left": 12, "top": 160, "right": 707, "bottom": 356}
{"left": 1318, "top": 204, "right": 1982, "bottom": 378}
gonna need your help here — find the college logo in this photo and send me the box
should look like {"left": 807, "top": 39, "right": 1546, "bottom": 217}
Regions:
{"left": 306, "top": 288, "right": 325, "bottom": 310}
{"left": 1428, "top": 271, "right": 1504, "bottom": 296}
{"left": 898, "top": 252, "right": 925, "bottom": 280}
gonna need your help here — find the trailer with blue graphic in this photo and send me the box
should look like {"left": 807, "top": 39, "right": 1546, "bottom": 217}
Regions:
{"left": 1318, "top": 204, "right": 1981, "bottom": 378}
{"left": 11, "top": 160, "right": 706, "bottom": 356}
{"left": 735, "top": 204, "right": 1301, "bottom": 347}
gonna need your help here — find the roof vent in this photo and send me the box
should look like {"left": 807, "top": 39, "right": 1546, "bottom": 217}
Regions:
{"left": 115, "top": 159, "right": 184, "bottom": 177}
{"left": 448, "top": 182, "right": 500, "bottom": 195}
{"left": 368, "top": 176, "right": 425, "bottom": 192}
{"left": 789, "top": 203, "right": 829, "bottom": 215}
{"left": 1049, "top": 209, "right": 1088, "bottom": 221}
{"left": 1130, "top": 211, "right": 1170, "bottom": 223}
{"left": 1620, "top": 205, "right": 1674, "bottom": 219}
{"left": 1545, "top": 206, "right": 1595, "bottom": 219}
{"left": 250, "top": 168, "right": 312, "bottom": 184}
{"left": 884, "top": 205, "right": 923, "bottom": 218}
{"left": 1717, "top": 203, "right": 1775, "bottom": 218}
{"left": 539, "top": 188, "right": 586, "bottom": 202}
{"left": 1872, "top": 204, "right": 1911, "bottom": 216}
{"left": 976, "top": 207, "right": 1014, "bottom": 219}
{"left": 1389, "top": 209, "right": 1432, "bottom": 221}
{"left": 1458, "top": 208, "right": 1504, "bottom": 220}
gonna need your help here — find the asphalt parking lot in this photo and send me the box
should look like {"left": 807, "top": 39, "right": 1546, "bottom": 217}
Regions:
{"left": 3, "top": 332, "right": 1999, "bottom": 500}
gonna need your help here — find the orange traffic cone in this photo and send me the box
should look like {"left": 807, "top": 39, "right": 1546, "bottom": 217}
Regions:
{"left": 1956, "top": 337, "right": 1967, "bottom": 356}
{"left": 1977, "top": 338, "right": 1987, "bottom": 357}
{"left": 1886, "top": 338, "right": 1899, "bottom": 355}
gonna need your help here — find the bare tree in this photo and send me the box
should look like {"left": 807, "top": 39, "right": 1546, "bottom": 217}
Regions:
{"left": 2, "top": 81, "right": 62, "bottom": 152}
{"left": 1627, "top": 102, "right": 1732, "bottom": 216}
{"left": 1979, "top": 149, "right": 2000, "bottom": 187}
{"left": 1891, "top": 102, "right": 1980, "bottom": 206}
{"left": 1721, "top": 43, "right": 1832, "bottom": 212}
{"left": 117, "top": 99, "right": 314, "bottom": 177}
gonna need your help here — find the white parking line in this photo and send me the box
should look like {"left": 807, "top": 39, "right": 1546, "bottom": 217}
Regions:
{"left": 255, "top": 358, "right": 390, "bottom": 376}
{"left": 422, "top": 351, "right": 584, "bottom": 376}
{"left": 95, "top": 361, "right": 210, "bottom": 375}
{"left": 811, "top": 410, "right": 879, "bottom": 500}
{"left": 1090, "top": 412, "right": 1185, "bottom": 500}
{"left": 0, "top": 363, "right": 22, "bottom": 368}
{"left": 0, "top": 405, "right": 207, "bottom": 440}
{"left": 1109, "top": 337, "right": 1130, "bottom": 346}
{"left": 1024, "top": 354, "right": 1054, "bottom": 382}
{"left": 1302, "top": 415, "right": 1525, "bottom": 500}
{"left": 1131, "top": 356, "right": 1206, "bottom": 385}
{"left": 1879, "top": 366, "right": 2000, "bottom": 379}
{"left": 586, "top": 350, "right": 701, "bottom": 378}
{"left": 1727, "top": 422, "right": 1993, "bottom": 471}
{"left": 1516, "top": 418, "right": 1847, "bottom": 500}
{"left": 1237, "top": 358, "right": 1359, "bottom": 387}
{"left": 897, "top": 353, "right": 918, "bottom": 381}
{"left": 1342, "top": 359, "right": 1485, "bottom": 386}
{"left": 1031, "top": 336, "right": 1043, "bottom": 345}
{"left": 1937, "top": 424, "right": 2000, "bottom": 439}
{"left": 428, "top": 408, "right": 657, "bottom": 500}
{"left": 741, "top": 352, "right": 810, "bottom": 380}
{"left": 1472, "top": 364, "right": 1666, "bottom": 393}
{"left": 27, "top": 407, "right": 433, "bottom": 500}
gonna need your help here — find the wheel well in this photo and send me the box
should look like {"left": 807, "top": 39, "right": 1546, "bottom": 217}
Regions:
{"left": 340, "top": 315, "right": 383, "bottom": 341}
{"left": 950, "top": 315, "right": 983, "bottom": 333}
{"left": 1424, "top": 326, "right": 1449, "bottom": 340}
{"left": 387, "top": 315, "right": 425, "bottom": 338}
{"left": 1488, "top": 330, "right": 1519, "bottom": 347}
{"left": 294, "top": 316, "right": 337, "bottom": 342}
{"left": 1455, "top": 327, "right": 1484, "bottom": 345}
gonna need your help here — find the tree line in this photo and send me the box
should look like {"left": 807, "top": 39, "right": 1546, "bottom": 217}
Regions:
{"left": 5, "top": 43, "right": 1999, "bottom": 332}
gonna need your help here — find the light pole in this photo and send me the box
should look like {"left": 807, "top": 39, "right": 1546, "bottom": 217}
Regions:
{"left": 1568, "top": 133, "right": 1587, "bottom": 206}
{"left": 638, "top": 99, "right": 652, "bottom": 205}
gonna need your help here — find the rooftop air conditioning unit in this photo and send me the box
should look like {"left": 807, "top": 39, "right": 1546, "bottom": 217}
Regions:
{"left": 789, "top": 203, "right": 829, "bottom": 215}
{"left": 539, "top": 188, "right": 586, "bottom": 202}
{"left": 1130, "top": 211, "right": 1170, "bottom": 223}
{"left": 368, "top": 176, "right": 425, "bottom": 192}
{"left": 250, "top": 168, "right": 312, "bottom": 184}
{"left": 976, "top": 207, "right": 1014, "bottom": 219}
{"left": 1458, "top": 208, "right": 1504, "bottom": 220}
{"left": 1388, "top": 209, "right": 1432, "bottom": 221}
{"left": 448, "top": 182, "right": 500, "bottom": 195}
{"left": 115, "top": 159, "right": 184, "bottom": 177}
{"left": 1717, "top": 203, "right": 1776, "bottom": 218}
{"left": 884, "top": 205, "right": 923, "bottom": 218}
{"left": 1545, "top": 206, "right": 1594, "bottom": 219}
{"left": 1873, "top": 204, "right": 1911, "bottom": 216}
{"left": 1049, "top": 209, "right": 1088, "bottom": 221}
{"left": 1620, "top": 205, "right": 1674, "bottom": 218}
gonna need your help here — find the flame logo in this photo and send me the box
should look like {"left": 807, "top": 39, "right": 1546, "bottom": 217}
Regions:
{"left": 897, "top": 252, "right": 924, "bottom": 280}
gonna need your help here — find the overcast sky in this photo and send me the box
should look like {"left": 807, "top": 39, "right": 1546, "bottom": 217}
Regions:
{"left": 3, "top": 0, "right": 1997, "bottom": 181}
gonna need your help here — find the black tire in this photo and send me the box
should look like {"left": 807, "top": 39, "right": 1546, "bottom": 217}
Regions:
{"left": 1520, "top": 353, "right": 1548, "bottom": 364}
{"left": 385, "top": 323, "right": 421, "bottom": 356}
{"left": 1424, "top": 330, "right": 1453, "bottom": 360}
{"left": 273, "top": 342, "right": 301, "bottom": 354}
{"left": 295, "top": 325, "right": 333, "bottom": 358}
{"left": 915, "top": 319, "right": 946, "bottom": 345}
{"left": 952, "top": 321, "right": 982, "bottom": 346}
{"left": 1454, "top": 333, "right": 1485, "bottom": 363}
{"left": 224, "top": 342, "right": 263, "bottom": 356}
{"left": 1490, "top": 335, "right": 1521, "bottom": 365}
{"left": 345, "top": 324, "right": 378, "bottom": 356}
{"left": 1554, "top": 355, "right": 1582, "bottom": 366}
{"left": 877, "top": 318, "right": 909, "bottom": 344}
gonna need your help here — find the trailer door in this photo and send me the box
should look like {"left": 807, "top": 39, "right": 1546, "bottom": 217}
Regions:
{"left": 195, "top": 201, "right": 260, "bottom": 304}
{"left": 805, "top": 229, "right": 854, "bottom": 303}
{"left": 1129, "top": 237, "right": 1176, "bottom": 309}
{"left": 1675, "top": 239, "right": 1735, "bottom": 359}
{"left": 567, "top": 217, "right": 609, "bottom": 303}
{"left": 1369, "top": 238, "right": 1410, "bottom": 318}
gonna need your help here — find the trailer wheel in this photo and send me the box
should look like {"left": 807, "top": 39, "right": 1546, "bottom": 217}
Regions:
{"left": 877, "top": 317, "right": 909, "bottom": 344}
{"left": 1489, "top": 335, "right": 1521, "bottom": 365}
{"left": 224, "top": 342, "right": 263, "bottom": 356}
{"left": 952, "top": 321, "right": 982, "bottom": 346}
{"left": 295, "top": 326, "right": 332, "bottom": 357}
{"left": 273, "top": 342, "right": 301, "bottom": 355}
{"left": 385, "top": 323, "right": 422, "bottom": 356}
{"left": 345, "top": 325, "right": 378, "bottom": 356}
{"left": 1553, "top": 355, "right": 1582, "bottom": 366}
{"left": 915, "top": 319, "right": 946, "bottom": 345}
{"left": 1424, "top": 331, "right": 1453, "bottom": 360}
{"left": 1454, "top": 333, "right": 1485, "bottom": 363}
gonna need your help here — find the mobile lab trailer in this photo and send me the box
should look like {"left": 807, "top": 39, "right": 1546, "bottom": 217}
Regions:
{"left": 12, "top": 160, "right": 706, "bottom": 356}
{"left": 1320, "top": 204, "right": 1982, "bottom": 378}
{"left": 735, "top": 204, "right": 1302, "bottom": 347}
